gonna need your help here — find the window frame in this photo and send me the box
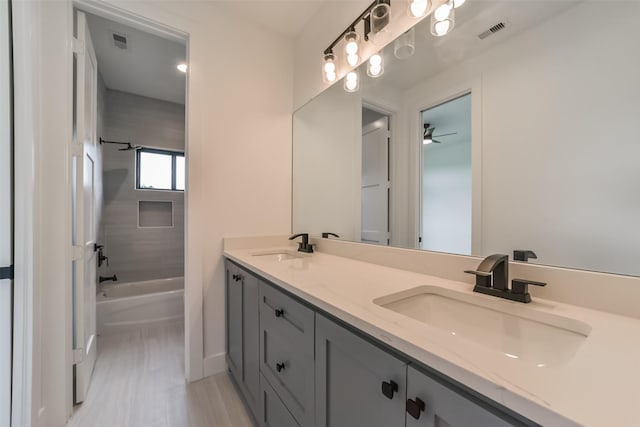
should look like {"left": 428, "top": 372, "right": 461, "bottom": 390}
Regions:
{"left": 135, "top": 147, "right": 185, "bottom": 192}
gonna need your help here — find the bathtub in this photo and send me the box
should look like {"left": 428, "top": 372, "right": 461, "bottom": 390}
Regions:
{"left": 97, "top": 277, "right": 184, "bottom": 334}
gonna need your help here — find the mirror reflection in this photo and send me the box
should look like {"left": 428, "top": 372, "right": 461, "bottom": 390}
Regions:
{"left": 292, "top": 0, "right": 640, "bottom": 277}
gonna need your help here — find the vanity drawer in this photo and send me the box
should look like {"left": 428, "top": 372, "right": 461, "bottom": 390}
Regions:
{"left": 259, "top": 282, "right": 314, "bottom": 353}
{"left": 259, "top": 374, "right": 300, "bottom": 427}
{"left": 259, "top": 282, "right": 315, "bottom": 427}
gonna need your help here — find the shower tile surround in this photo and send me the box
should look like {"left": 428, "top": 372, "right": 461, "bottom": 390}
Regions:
{"left": 101, "top": 87, "right": 185, "bottom": 283}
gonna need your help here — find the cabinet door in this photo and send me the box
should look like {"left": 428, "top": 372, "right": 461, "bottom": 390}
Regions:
{"left": 242, "top": 272, "right": 260, "bottom": 415}
{"left": 406, "top": 366, "right": 518, "bottom": 427}
{"left": 315, "top": 314, "right": 407, "bottom": 427}
{"left": 225, "top": 261, "right": 243, "bottom": 381}
{"left": 259, "top": 374, "right": 301, "bottom": 427}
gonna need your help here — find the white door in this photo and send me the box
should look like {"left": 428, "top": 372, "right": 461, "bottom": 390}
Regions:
{"left": 361, "top": 117, "right": 390, "bottom": 245}
{"left": 0, "top": 0, "right": 13, "bottom": 423}
{"left": 72, "top": 10, "right": 99, "bottom": 404}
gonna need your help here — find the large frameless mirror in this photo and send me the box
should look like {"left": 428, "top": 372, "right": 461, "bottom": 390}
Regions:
{"left": 293, "top": 0, "right": 640, "bottom": 277}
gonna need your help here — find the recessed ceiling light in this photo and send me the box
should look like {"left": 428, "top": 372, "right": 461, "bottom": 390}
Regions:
{"left": 177, "top": 63, "right": 187, "bottom": 73}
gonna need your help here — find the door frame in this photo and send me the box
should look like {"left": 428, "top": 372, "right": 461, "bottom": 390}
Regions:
{"left": 11, "top": 0, "right": 196, "bottom": 423}
{"left": 407, "top": 78, "right": 483, "bottom": 255}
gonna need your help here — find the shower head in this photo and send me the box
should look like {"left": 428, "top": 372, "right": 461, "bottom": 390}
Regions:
{"left": 100, "top": 137, "right": 140, "bottom": 151}
{"left": 118, "top": 143, "right": 140, "bottom": 151}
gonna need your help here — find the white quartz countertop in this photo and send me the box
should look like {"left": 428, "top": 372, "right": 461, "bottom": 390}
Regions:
{"left": 224, "top": 245, "right": 640, "bottom": 427}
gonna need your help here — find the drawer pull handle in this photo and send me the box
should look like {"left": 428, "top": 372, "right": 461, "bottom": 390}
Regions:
{"left": 232, "top": 274, "right": 242, "bottom": 282}
{"left": 381, "top": 380, "right": 398, "bottom": 400}
{"left": 274, "top": 308, "right": 284, "bottom": 318}
{"left": 406, "top": 397, "right": 426, "bottom": 420}
{"left": 276, "top": 362, "right": 286, "bottom": 373}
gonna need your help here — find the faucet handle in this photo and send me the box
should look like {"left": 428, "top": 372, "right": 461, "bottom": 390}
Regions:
{"left": 464, "top": 269, "right": 492, "bottom": 288}
{"left": 511, "top": 279, "right": 546, "bottom": 303}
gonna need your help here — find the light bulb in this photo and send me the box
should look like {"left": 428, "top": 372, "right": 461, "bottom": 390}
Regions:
{"left": 347, "top": 53, "right": 359, "bottom": 66}
{"left": 323, "top": 51, "right": 338, "bottom": 84}
{"left": 453, "top": 0, "right": 465, "bottom": 8}
{"left": 346, "top": 40, "right": 358, "bottom": 55}
{"left": 434, "top": 2, "right": 452, "bottom": 21}
{"left": 324, "top": 61, "right": 335, "bottom": 74}
{"left": 409, "top": 0, "right": 429, "bottom": 18}
{"left": 177, "top": 63, "right": 187, "bottom": 73}
{"left": 367, "top": 53, "right": 384, "bottom": 78}
{"left": 344, "top": 71, "right": 359, "bottom": 92}
{"left": 433, "top": 19, "right": 451, "bottom": 36}
{"left": 369, "top": 65, "right": 382, "bottom": 77}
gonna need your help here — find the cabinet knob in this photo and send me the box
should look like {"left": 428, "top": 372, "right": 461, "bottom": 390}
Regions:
{"left": 233, "top": 274, "right": 242, "bottom": 282}
{"left": 406, "top": 397, "right": 426, "bottom": 420}
{"left": 276, "top": 362, "right": 286, "bottom": 373}
{"left": 381, "top": 380, "right": 398, "bottom": 400}
{"left": 274, "top": 308, "right": 284, "bottom": 318}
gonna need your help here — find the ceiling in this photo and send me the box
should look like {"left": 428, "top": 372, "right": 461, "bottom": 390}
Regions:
{"left": 363, "top": 0, "right": 581, "bottom": 92}
{"left": 217, "top": 0, "right": 327, "bottom": 39}
{"left": 86, "top": 13, "right": 187, "bottom": 104}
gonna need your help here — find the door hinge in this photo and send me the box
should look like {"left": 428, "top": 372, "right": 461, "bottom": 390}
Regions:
{"left": 0, "top": 265, "right": 13, "bottom": 280}
{"left": 73, "top": 348, "right": 84, "bottom": 364}
{"left": 72, "top": 245, "right": 83, "bottom": 261}
{"left": 72, "top": 38, "right": 84, "bottom": 55}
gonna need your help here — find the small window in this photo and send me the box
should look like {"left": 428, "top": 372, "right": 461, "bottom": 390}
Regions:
{"left": 136, "top": 148, "right": 185, "bottom": 191}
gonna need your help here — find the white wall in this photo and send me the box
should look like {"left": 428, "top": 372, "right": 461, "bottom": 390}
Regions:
{"left": 403, "top": 1, "right": 640, "bottom": 276}
{"left": 293, "top": 83, "right": 362, "bottom": 240}
{"left": 13, "top": 1, "right": 293, "bottom": 425}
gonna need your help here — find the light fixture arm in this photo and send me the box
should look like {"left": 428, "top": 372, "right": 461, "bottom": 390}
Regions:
{"left": 323, "top": 0, "right": 391, "bottom": 55}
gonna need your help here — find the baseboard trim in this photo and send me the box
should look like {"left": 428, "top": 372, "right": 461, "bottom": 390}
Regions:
{"left": 203, "top": 352, "right": 227, "bottom": 377}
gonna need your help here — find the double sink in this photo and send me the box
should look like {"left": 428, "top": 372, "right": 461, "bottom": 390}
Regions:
{"left": 251, "top": 250, "right": 591, "bottom": 367}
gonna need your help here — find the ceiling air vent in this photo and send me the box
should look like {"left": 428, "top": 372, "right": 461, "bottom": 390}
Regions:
{"left": 477, "top": 22, "right": 508, "bottom": 40}
{"left": 112, "top": 33, "right": 128, "bottom": 50}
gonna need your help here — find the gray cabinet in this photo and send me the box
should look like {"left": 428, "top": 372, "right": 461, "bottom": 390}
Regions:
{"left": 225, "top": 260, "right": 260, "bottom": 418}
{"left": 258, "top": 373, "right": 300, "bottom": 427}
{"left": 315, "top": 314, "right": 407, "bottom": 427}
{"left": 259, "top": 282, "right": 315, "bottom": 427}
{"left": 406, "top": 366, "right": 518, "bottom": 427}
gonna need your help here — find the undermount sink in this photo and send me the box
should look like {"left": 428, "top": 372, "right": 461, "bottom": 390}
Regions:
{"left": 250, "top": 249, "right": 305, "bottom": 261}
{"left": 374, "top": 286, "right": 591, "bottom": 367}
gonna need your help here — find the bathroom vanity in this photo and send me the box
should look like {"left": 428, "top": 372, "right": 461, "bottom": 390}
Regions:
{"left": 224, "top": 238, "right": 640, "bottom": 427}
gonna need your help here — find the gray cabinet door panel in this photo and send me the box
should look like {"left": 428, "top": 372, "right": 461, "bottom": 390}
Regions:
{"left": 260, "top": 282, "right": 315, "bottom": 426}
{"left": 226, "top": 261, "right": 243, "bottom": 381}
{"left": 242, "top": 272, "right": 260, "bottom": 416}
{"left": 315, "top": 314, "right": 407, "bottom": 427}
{"left": 259, "top": 374, "right": 301, "bottom": 427}
{"left": 406, "top": 366, "right": 516, "bottom": 427}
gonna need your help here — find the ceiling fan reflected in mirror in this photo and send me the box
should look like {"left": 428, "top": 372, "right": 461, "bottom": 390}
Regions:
{"left": 423, "top": 123, "right": 457, "bottom": 144}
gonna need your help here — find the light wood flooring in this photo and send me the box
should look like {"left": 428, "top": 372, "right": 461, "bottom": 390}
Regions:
{"left": 67, "top": 321, "right": 255, "bottom": 427}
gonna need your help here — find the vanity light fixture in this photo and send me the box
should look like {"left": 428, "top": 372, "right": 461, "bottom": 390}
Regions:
{"left": 323, "top": 51, "right": 338, "bottom": 83}
{"left": 409, "top": 0, "right": 430, "bottom": 18}
{"left": 321, "top": 0, "right": 391, "bottom": 90}
{"left": 344, "top": 29, "right": 360, "bottom": 66}
{"left": 431, "top": 0, "right": 455, "bottom": 36}
{"left": 177, "top": 63, "right": 187, "bottom": 73}
{"left": 367, "top": 53, "right": 384, "bottom": 77}
{"left": 344, "top": 70, "right": 360, "bottom": 92}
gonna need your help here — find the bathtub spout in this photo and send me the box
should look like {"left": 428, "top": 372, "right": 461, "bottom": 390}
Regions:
{"left": 99, "top": 275, "right": 118, "bottom": 284}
